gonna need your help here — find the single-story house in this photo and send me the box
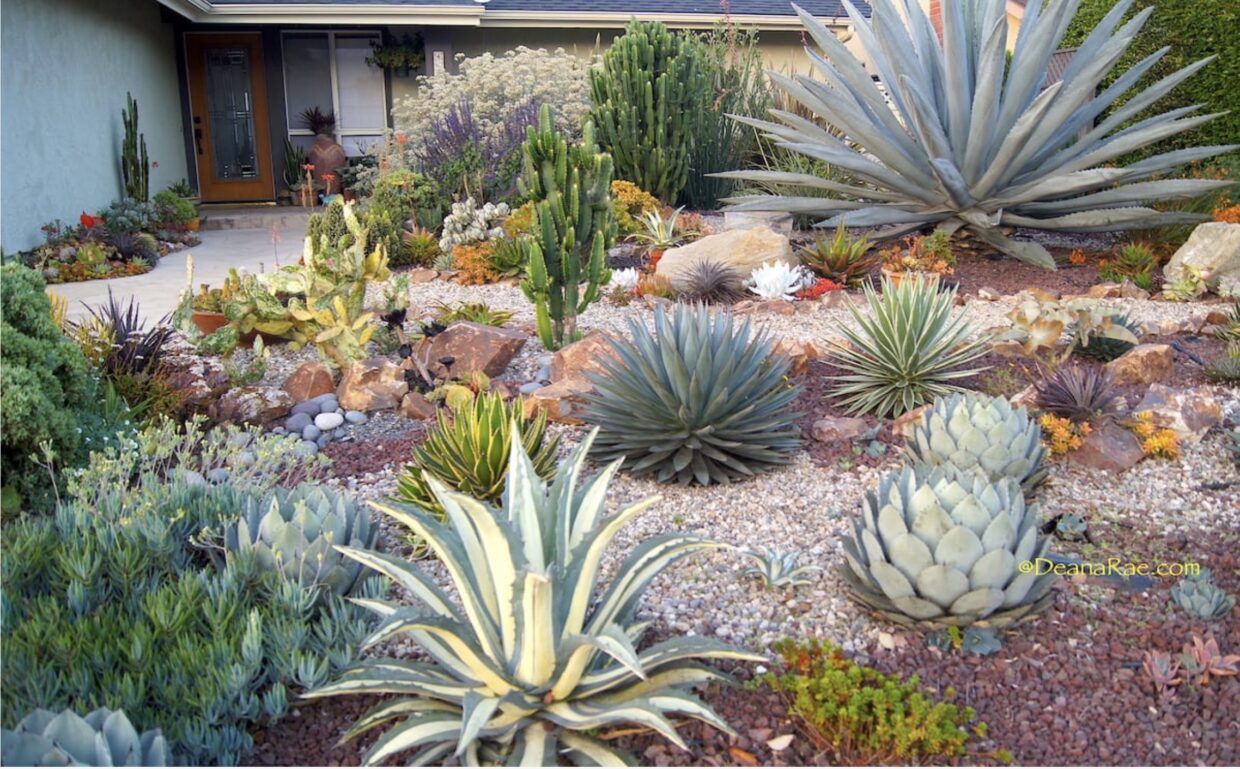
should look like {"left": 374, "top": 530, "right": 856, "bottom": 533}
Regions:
{"left": 0, "top": 0, "right": 872, "bottom": 254}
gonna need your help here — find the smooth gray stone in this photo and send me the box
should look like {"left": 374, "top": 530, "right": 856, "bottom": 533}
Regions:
{"left": 285, "top": 413, "right": 313, "bottom": 432}
{"left": 315, "top": 412, "right": 344, "bottom": 431}
{"left": 345, "top": 410, "right": 368, "bottom": 425}
{"left": 302, "top": 424, "right": 322, "bottom": 441}
{"left": 291, "top": 401, "right": 322, "bottom": 417}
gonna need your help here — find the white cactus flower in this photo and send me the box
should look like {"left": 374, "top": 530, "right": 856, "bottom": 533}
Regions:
{"left": 745, "top": 261, "right": 811, "bottom": 301}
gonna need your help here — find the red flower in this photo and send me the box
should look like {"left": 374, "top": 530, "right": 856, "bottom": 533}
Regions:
{"left": 302, "top": 163, "right": 316, "bottom": 171}
{"left": 80, "top": 212, "right": 103, "bottom": 229}
{"left": 795, "top": 278, "right": 842, "bottom": 300}
{"left": 322, "top": 173, "right": 337, "bottom": 181}
{"left": 394, "top": 132, "right": 409, "bottom": 146}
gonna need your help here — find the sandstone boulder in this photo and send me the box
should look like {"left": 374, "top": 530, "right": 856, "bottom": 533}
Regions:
{"left": 1104, "top": 343, "right": 1174, "bottom": 385}
{"left": 337, "top": 358, "right": 409, "bottom": 412}
{"left": 210, "top": 386, "right": 293, "bottom": 425}
{"left": 550, "top": 332, "right": 622, "bottom": 383}
{"left": 522, "top": 379, "right": 593, "bottom": 425}
{"left": 1134, "top": 384, "right": 1222, "bottom": 443}
{"left": 811, "top": 416, "right": 869, "bottom": 443}
{"left": 773, "top": 338, "right": 820, "bottom": 375}
{"left": 424, "top": 322, "right": 527, "bottom": 379}
{"left": 892, "top": 405, "right": 931, "bottom": 440}
{"left": 282, "top": 361, "right": 335, "bottom": 401}
{"left": 1070, "top": 422, "right": 1145, "bottom": 474}
{"left": 1164, "top": 222, "right": 1240, "bottom": 295}
{"left": 656, "top": 226, "right": 796, "bottom": 291}
{"left": 723, "top": 210, "right": 794, "bottom": 235}
{"left": 400, "top": 392, "right": 438, "bottom": 421}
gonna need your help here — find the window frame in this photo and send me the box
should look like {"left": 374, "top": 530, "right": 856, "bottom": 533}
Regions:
{"left": 280, "top": 30, "right": 389, "bottom": 152}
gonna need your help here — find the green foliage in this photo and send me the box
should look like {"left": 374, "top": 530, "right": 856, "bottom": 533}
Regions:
{"left": 99, "top": 198, "right": 159, "bottom": 235}
{"left": 1072, "top": 311, "right": 1139, "bottom": 361}
{"left": 307, "top": 199, "right": 353, "bottom": 252}
{"left": 841, "top": 463, "right": 1054, "bottom": 629}
{"left": 1099, "top": 242, "right": 1159, "bottom": 290}
{"left": 0, "top": 495, "right": 380, "bottom": 765}
{"left": 153, "top": 189, "right": 198, "bottom": 226}
{"left": 308, "top": 429, "right": 761, "bottom": 765}
{"left": 220, "top": 485, "right": 376, "bottom": 600}
{"left": 589, "top": 19, "right": 704, "bottom": 203}
{"left": 610, "top": 180, "right": 661, "bottom": 236}
{"left": 1035, "top": 363, "right": 1123, "bottom": 422}
{"left": 371, "top": 169, "right": 442, "bottom": 232}
{"left": 0, "top": 265, "right": 97, "bottom": 512}
{"left": 396, "top": 392, "right": 559, "bottom": 520}
{"left": 1170, "top": 569, "right": 1235, "bottom": 620}
{"left": 282, "top": 137, "right": 309, "bottom": 190}
{"left": 720, "top": 0, "right": 1236, "bottom": 268}
{"left": 904, "top": 393, "right": 1049, "bottom": 496}
{"left": 741, "top": 548, "right": 820, "bottom": 589}
{"left": 826, "top": 275, "right": 990, "bottom": 418}
{"left": 683, "top": 22, "right": 771, "bottom": 208}
{"left": 800, "top": 224, "right": 877, "bottom": 286}
{"left": 518, "top": 104, "right": 615, "bottom": 350}
{"left": 769, "top": 640, "right": 986, "bottom": 763}
{"left": 431, "top": 301, "right": 513, "bottom": 327}
{"left": 1063, "top": 0, "right": 1240, "bottom": 164}
{"left": 120, "top": 92, "right": 149, "bottom": 202}
{"left": 1, "top": 707, "right": 169, "bottom": 766}
{"left": 582, "top": 303, "right": 802, "bottom": 485}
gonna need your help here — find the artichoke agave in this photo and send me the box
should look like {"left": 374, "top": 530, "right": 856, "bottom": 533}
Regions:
{"left": 225, "top": 485, "right": 376, "bottom": 598}
{"left": 396, "top": 392, "right": 559, "bottom": 520}
{"left": 905, "top": 393, "right": 1048, "bottom": 496}
{"left": 1171, "top": 569, "right": 1235, "bottom": 621}
{"left": 841, "top": 464, "right": 1055, "bottom": 628}
{"left": 717, "top": 0, "right": 1236, "bottom": 268}
{"left": 826, "top": 274, "right": 989, "bottom": 418}
{"left": 0, "top": 707, "right": 169, "bottom": 767}
{"left": 582, "top": 302, "right": 802, "bottom": 485}
{"left": 305, "top": 428, "right": 763, "bottom": 766}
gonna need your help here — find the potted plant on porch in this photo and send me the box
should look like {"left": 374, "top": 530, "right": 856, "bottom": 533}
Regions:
{"left": 365, "top": 33, "right": 424, "bottom": 77}
{"left": 301, "top": 106, "right": 345, "bottom": 196}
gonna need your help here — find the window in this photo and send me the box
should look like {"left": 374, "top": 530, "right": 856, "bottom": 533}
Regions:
{"left": 282, "top": 32, "right": 387, "bottom": 156}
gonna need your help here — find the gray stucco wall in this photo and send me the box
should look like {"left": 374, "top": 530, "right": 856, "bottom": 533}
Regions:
{"left": 1, "top": 0, "right": 187, "bottom": 254}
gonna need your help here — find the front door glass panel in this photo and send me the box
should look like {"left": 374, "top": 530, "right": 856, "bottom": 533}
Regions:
{"left": 205, "top": 47, "right": 259, "bottom": 181}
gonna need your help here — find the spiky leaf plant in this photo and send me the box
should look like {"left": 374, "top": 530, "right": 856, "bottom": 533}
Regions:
{"left": 306, "top": 430, "right": 764, "bottom": 766}
{"left": 679, "top": 260, "right": 746, "bottom": 304}
{"left": 396, "top": 392, "right": 559, "bottom": 520}
{"left": 716, "top": 0, "right": 1236, "bottom": 268}
{"left": 904, "top": 393, "right": 1048, "bottom": 496}
{"left": 841, "top": 463, "right": 1055, "bottom": 629}
{"left": 1035, "top": 363, "right": 1122, "bottom": 422}
{"left": 799, "top": 224, "right": 877, "bottom": 286}
{"left": 826, "top": 274, "right": 990, "bottom": 418}
{"left": 1, "top": 707, "right": 168, "bottom": 767}
{"left": 582, "top": 303, "right": 802, "bottom": 485}
{"left": 1072, "top": 311, "right": 1140, "bottom": 362}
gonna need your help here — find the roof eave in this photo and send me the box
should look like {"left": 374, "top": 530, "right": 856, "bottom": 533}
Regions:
{"left": 154, "top": 0, "right": 485, "bottom": 25}
{"left": 479, "top": 10, "right": 847, "bottom": 30}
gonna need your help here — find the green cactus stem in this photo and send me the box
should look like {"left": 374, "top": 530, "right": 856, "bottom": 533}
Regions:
{"left": 121, "top": 92, "right": 150, "bottom": 202}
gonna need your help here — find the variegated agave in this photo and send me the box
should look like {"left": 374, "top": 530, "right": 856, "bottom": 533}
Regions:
{"left": 717, "top": 0, "right": 1236, "bottom": 268}
{"left": 306, "top": 429, "right": 763, "bottom": 766}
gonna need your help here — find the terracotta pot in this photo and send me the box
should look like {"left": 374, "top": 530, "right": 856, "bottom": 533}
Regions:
{"left": 191, "top": 311, "right": 285, "bottom": 347}
{"left": 648, "top": 249, "right": 665, "bottom": 269}
{"left": 343, "top": 188, "right": 358, "bottom": 202}
{"left": 186, "top": 217, "right": 201, "bottom": 232}
{"left": 309, "top": 134, "right": 347, "bottom": 194}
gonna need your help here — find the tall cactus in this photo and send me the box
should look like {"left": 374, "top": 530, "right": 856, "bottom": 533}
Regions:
{"left": 121, "top": 92, "right": 150, "bottom": 202}
{"left": 589, "top": 19, "right": 703, "bottom": 203}
{"left": 518, "top": 104, "right": 615, "bottom": 350}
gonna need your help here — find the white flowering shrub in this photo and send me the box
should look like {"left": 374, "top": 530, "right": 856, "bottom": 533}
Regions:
{"left": 393, "top": 47, "right": 596, "bottom": 151}
{"left": 438, "top": 198, "right": 510, "bottom": 253}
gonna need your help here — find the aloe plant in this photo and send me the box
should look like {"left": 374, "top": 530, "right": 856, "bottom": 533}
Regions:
{"left": 717, "top": 0, "right": 1236, "bottom": 268}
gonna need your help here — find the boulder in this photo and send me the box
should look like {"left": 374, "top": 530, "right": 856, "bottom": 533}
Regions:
{"left": 656, "top": 226, "right": 796, "bottom": 291}
{"left": 337, "top": 358, "right": 409, "bottom": 412}
{"left": 1134, "top": 384, "right": 1222, "bottom": 443}
{"left": 1070, "top": 422, "right": 1145, "bottom": 474}
{"left": 550, "top": 332, "right": 622, "bottom": 383}
{"left": 1104, "top": 344, "right": 1174, "bottom": 385}
{"left": 723, "top": 210, "right": 794, "bottom": 235}
{"left": 210, "top": 386, "right": 293, "bottom": 425}
{"left": 1010, "top": 384, "right": 1040, "bottom": 411}
{"left": 400, "top": 392, "right": 438, "bottom": 420}
{"left": 407, "top": 267, "right": 438, "bottom": 284}
{"left": 522, "top": 379, "right": 593, "bottom": 425}
{"left": 810, "top": 416, "right": 869, "bottom": 443}
{"left": 773, "top": 338, "right": 820, "bottom": 375}
{"left": 991, "top": 339, "right": 1027, "bottom": 358}
{"left": 891, "top": 405, "right": 931, "bottom": 440}
{"left": 160, "top": 337, "right": 230, "bottom": 411}
{"left": 1164, "top": 222, "right": 1240, "bottom": 294}
{"left": 282, "top": 361, "right": 336, "bottom": 401}
{"left": 423, "top": 322, "right": 527, "bottom": 379}
{"left": 977, "top": 287, "right": 1002, "bottom": 301}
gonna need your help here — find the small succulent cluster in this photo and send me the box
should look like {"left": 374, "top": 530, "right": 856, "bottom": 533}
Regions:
{"left": 1, "top": 707, "right": 169, "bottom": 767}
{"left": 799, "top": 224, "right": 876, "bottom": 287}
{"left": 582, "top": 303, "right": 802, "bottom": 485}
{"left": 1039, "top": 413, "right": 1092, "bottom": 456}
{"left": 680, "top": 260, "right": 746, "bottom": 304}
{"left": 437, "top": 197, "right": 509, "bottom": 253}
{"left": 741, "top": 548, "right": 821, "bottom": 589}
{"left": 1128, "top": 411, "right": 1180, "bottom": 460}
{"left": 1170, "top": 569, "right": 1235, "bottom": 620}
{"left": 1145, "top": 635, "right": 1240, "bottom": 704}
{"left": 745, "top": 260, "right": 812, "bottom": 300}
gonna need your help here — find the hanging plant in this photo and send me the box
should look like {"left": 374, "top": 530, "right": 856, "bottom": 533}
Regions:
{"left": 366, "top": 33, "right": 425, "bottom": 75}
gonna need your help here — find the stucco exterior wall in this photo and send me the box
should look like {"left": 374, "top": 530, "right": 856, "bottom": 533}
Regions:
{"left": 1, "top": 0, "right": 187, "bottom": 253}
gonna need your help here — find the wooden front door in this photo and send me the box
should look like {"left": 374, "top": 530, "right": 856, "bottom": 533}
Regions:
{"left": 185, "top": 33, "right": 274, "bottom": 202}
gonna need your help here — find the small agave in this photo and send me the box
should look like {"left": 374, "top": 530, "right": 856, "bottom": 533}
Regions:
{"left": 741, "top": 548, "right": 821, "bottom": 589}
{"left": 609, "top": 267, "right": 640, "bottom": 291}
{"left": 0, "top": 708, "right": 169, "bottom": 767}
{"left": 1170, "top": 569, "right": 1235, "bottom": 620}
{"left": 745, "top": 261, "right": 811, "bottom": 301}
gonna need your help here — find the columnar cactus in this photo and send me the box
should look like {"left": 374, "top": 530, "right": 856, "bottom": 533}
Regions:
{"left": 589, "top": 19, "right": 702, "bottom": 203}
{"left": 518, "top": 104, "right": 615, "bottom": 350}
{"left": 121, "top": 92, "right": 149, "bottom": 202}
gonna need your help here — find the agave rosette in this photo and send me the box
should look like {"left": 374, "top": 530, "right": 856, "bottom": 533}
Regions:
{"left": 716, "top": 0, "right": 1236, "bottom": 268}
{"left": 307, "top": 430, "right": 763, "bottom": 765}
{"left": 0, "top": 708, "right": 169, "bottom": 767}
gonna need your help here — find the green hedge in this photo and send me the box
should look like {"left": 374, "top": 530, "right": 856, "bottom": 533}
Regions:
{"left": 1062, "top": 0, "right": 1240, "bottom": 163}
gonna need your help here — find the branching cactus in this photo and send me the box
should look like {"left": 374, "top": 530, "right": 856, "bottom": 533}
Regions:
{"left": 518, "top": 104, "right": 615, "bottom": 350}
{"left": 589, "top": 19, "right": 702, "bottom": 203}
{"left": 121, "top": 92, "right": 150, "bottom": 202}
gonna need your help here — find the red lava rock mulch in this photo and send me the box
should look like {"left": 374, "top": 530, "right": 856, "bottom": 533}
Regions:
{"left": 944, "top": 252, "right": 1102, "bottom": 297}
{"left": 321, "top": 427, "right": 426, "bottom": 479}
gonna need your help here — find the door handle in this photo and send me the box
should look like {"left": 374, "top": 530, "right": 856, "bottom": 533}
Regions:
{"left": 194, "top": 127, "right": 204, "bottom": 156}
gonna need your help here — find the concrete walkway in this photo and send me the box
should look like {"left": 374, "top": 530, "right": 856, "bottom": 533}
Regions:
{"left": 55, "top": 222, "right": 310, "bottom": 322}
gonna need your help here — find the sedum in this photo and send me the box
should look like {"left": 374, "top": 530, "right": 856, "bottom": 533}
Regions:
{"left": 307, "top": 429, "right": 763, "bottom": 766}
{"left": 841, "top": 464, "right": 1055, "bottom": 628}
{"left": 717, "top": 0, "right": 1236, "bottom": 268}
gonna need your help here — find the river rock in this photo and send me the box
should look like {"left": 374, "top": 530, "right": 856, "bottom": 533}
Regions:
{"left": 315, "top": 412, "right": 344, "bottom": 431}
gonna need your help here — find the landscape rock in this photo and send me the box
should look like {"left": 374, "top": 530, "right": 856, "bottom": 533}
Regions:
{"left": 522, "top": 379, "right": 593, "bottom": 425}
{"left": 991, "top": 339, "right": 1027, "bottom": 358}
{"left": 550, "top": 332, "right": 622, "bottom": 383}
{"left": 281, "top": 361, "right": 336, "bottom": 401}
{"left": 290, "top": 400, "right": 322, "bottom": 417}
{"left": 773, "top": 338, "right": 820, "bottom": 375}
{"left": 810, "top": 416, "right": 869, "bottom": 443}
{"left": 1104, "top": 344, "right": 1174, "bottom": 385}
{"left": 977, "top": 287, "right": 1002, "bottom": 301}
{"left": 892, "top": 405, "right": 931, "bottom": 439}
{"left": 1163, "top": 222, "right": 1240, "bottom": 294}
{"left": 656, "top": 226, "right": 796, "bottom": 291}
{"left": 1087, "top": 282, "right": 1123, "bottom": 299}
{"left": 337, "top": 358, "right": 409, "bottom": 412}
{"left": 1070, "top": 422, "right": 1145, "bottom": 474}
{"left": 345, "top": 410, "right": 368, "bottom": 425}
{"left": 210, "top": 386, "right": 293, "bottom": 425}
{"left": 734, "top": 299, "right": 797, "bottom": 316}
{"left": 400, "top": 392, "right": 438, "bottom": 421}
{"left": 161, "top": 348, "right": 230, "bottom": 412}
{"left": 1134, "top": 384, "right": 1223, "bottom": 443}
{"left": 1011, "top": 384, "right": 1040, "bottom": 411}
{"left": 302, "top": 424, "right": 321, "bottom": 441}
{"left": 314, "top": 412, "right": 344, "bottom": 431}
{"left": 284, "top": 412, "right": 312, "bottom": 433}
{"left": 723, "top": 210, "right": 794, "bottom": 234}
{"left": 424, "top": 321, "right": 527, "bottom": 378}
{"left": 407, "top": 267, "right": 438, "bottom": 284}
